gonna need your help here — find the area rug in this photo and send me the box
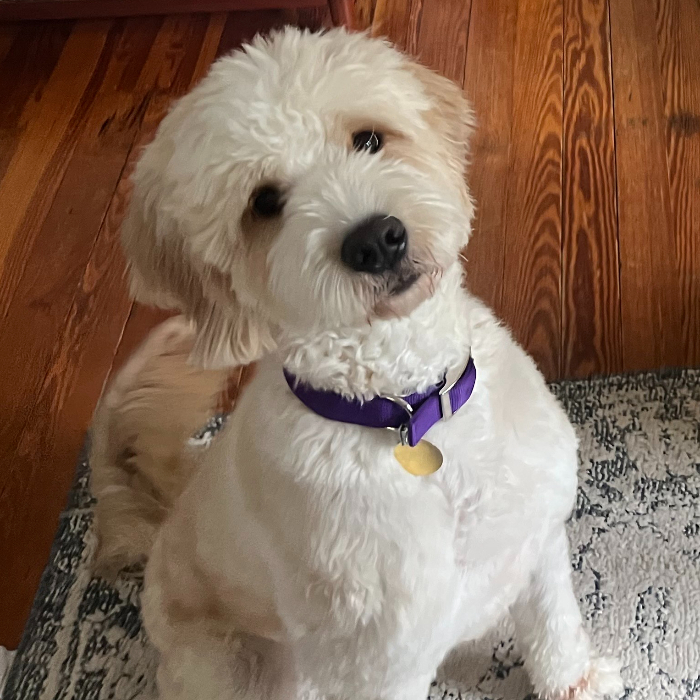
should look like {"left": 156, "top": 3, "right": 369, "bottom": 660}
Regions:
{"left": 5, "top": 370, "right": 700, "bottom": 700}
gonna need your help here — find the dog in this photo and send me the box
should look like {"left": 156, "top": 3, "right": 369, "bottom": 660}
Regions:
{"left": 91, "top": 27, "right": 624, "bottom": 700}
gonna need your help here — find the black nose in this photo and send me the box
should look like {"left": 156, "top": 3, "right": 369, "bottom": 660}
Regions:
{"left": 340, "top": 215, "right": 407, "bottom": 274}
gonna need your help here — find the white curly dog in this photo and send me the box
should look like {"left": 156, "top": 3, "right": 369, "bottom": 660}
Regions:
{"left": 91, "top": 27, "right": 624, "bottom": 700}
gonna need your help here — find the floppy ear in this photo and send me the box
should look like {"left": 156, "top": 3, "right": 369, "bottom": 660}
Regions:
{"left": 122, "top": 173, "right": 276, "bottom": 370}
{"left": 408, "top": 62, "right": 474, "bottom": 183}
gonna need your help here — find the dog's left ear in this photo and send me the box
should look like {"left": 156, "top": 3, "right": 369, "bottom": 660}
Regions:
{"left": 122, "top": 164, "right": 277, "bottom": 370}
{"left": 409, "top": 62, "right": 474, "bottom": 182}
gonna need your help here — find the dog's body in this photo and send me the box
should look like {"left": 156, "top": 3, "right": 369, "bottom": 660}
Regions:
{"left": 92, "top": 28, "right": 623, "bottom": 700}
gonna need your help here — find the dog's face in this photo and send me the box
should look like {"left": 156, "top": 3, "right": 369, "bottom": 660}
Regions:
{"left": 123, "top": 28, "right": 474, "bottom": 367}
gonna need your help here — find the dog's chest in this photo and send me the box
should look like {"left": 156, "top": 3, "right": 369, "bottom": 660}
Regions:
{"left": 338, "top": 416, "right": 535, "bottom": 573}
{"left": 238, "top": 364, "right": 561, "bottom": 629}
{"left": 320, "top": 437, "right": 539, "bottom": 643}
{"left": 261, "top": 372, "right": 544, "bottom": 573}
{"left": 388, "top": 410, "right": 550, "bottom": 582}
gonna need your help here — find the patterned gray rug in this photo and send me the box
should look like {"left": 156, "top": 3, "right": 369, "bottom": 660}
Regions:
{"left": 5, "top": 370, "right": 700, "bottom": 700}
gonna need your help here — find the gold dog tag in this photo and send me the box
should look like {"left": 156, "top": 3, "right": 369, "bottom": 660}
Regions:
{"left": 394, "top": 440, "right": 443, "bottom": 476}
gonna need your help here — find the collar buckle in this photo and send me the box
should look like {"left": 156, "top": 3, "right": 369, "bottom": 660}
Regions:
{"left": 439, "top": 353, "right": 471, "bottom": 421}
{"left": 382, "top": 394, "right": 414, "bottom": 446}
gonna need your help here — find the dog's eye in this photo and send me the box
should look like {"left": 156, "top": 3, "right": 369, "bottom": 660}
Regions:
{"left": 251, "top": 185, "right": 284, "bottom": 218}
{"left": 352, "top": 130, "right": 383, "bottom": 154}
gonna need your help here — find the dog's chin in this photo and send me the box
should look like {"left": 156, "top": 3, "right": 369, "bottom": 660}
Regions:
{"left": 373, "top": 271, "right": 435, "bottom": 319}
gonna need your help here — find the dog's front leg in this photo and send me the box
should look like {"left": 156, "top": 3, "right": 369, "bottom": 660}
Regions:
{"left": 289, "top": 605, "right": 437, "bottom": 700}
{"left": 292, "top": 630, "right": 436, "bottom": 700}
{"left": 510, "top": 527, "right": 623, "bottom": 700}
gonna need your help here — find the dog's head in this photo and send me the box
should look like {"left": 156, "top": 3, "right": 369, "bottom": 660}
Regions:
{"left": 123, "top": 28, "right": 474, "bottom": 367}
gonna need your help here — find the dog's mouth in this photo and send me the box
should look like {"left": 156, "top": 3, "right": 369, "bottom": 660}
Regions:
{"left": 372, "top": 262, "right": 441, "bottom": 319}
{"left": 388, "top": 270, "right": 421, "bottom": 296}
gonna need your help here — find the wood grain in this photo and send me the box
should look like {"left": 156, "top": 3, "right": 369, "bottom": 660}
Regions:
{"left": 0, "top": 12, "right": 240, "bottom": 649}
{"left": 0, "top": 19, "right": 175, "bottom": 522}
{"left": 655, "top": 0, "right": 700, "bottom": 367}
{"left": 0, "top": 16, "right": 188, "bottom": 458}
{"left": 608, "top": 0, "right": 685, "bottom": 370}
{"left": 328, "top": 0, "right": 355, "bottom": 27}
{"left": 0, "top": 22, "right": 108, "bottom": 279}
{"left": 0, "top": 18, "right": 158, "bottom": 319}
{"left": 191, "top": 12, "right": 228, "bottom": 77}
{"left": 414, "top": 0, "right": 471, "bottom": 82}
{"left": 503, "top": 0, "right": 563, "bottom": 381}
{"left": 370, "top": 0, "right": 421, "bottom": 51}
{"left": 561, "top": 0, "right": 622, "bottom": 377}
{"left": 353, "top": 0, "right": 376, "bottom": 29}
{"left": 0, "top": 22, "right": 72, "bottom": 181}
{"left": 461, "top": 0, "right": 517, "bottom": 317}
{"left": 2, "top": 153, "right": 142, "bottom": 648}
{"left": 466, "top": 0, "right": 564, "bottom": 380}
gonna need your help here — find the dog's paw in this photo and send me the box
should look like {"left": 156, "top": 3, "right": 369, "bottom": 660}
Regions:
{"left": 543, "top": 656, "right": 624, "bottom": 700}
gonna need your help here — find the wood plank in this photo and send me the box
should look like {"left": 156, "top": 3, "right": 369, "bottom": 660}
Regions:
{"left": 655, "top": 0, "right": 700, "bottom": 366}
{"left": 354, "top": 0, "right": 376, "bottom": 30}
{"left": 0, "top": 21, "right": 108, "bottom": 280}
{"left": 608, "top": 0, "right": 685, "bottom": 370}
{"left": 0, "top": 22, "right": 72, "bottom": 132}
{"left": 370, "top": 0, "right": 421, "bottom": 51}
{"left": 0, "top": 22, "right": 73, "bottom": 186}
{"left": 328, "top": 0, "right": 354, "bottom": 27}
{"left": 0, "top": 0, "right": 325, "bottom": 22}
{"left": 190, "top": 12, "right": 227, "bottom": 83}
{"left": 0, "top": 11, "right": 280, "bottom": 648}
{"left": 0, "top": 19, "right": 163, "bottom": 472}
{"left": 0, "top": 19, "right": 149, "bottom": 319}
{"left": 0, "top": 151, "right": 141, "bottom": 648}
{"left": 465, "top": 0, "right": 563, "bottom": 380}
{"left": 462, "top": 0, "right": 518, "bottom": 317}
{"left": 496, "top": 0, "right": 563, "bottom": 380}
{"left": 414, "top": 0, "right": 471, "bottom": 82}
{"left": 561, "top": 0, "right": 622, "bottom": 377}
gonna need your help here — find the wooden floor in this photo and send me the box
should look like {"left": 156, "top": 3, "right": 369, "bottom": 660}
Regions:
{"left": 0, "top": 0, "right": 698, "bottom": 648}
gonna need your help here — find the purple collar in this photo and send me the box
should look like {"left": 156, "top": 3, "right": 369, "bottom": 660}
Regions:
{"left": 283, "top": 358, "right": 476, "bottom": 447}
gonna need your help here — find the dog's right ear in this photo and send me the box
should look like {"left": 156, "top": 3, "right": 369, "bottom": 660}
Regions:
{"left": 407, "top": 61, "right": 474, "bottom": 183}
{"left": 121, "top": 154, "right": 276, "bottom": 370}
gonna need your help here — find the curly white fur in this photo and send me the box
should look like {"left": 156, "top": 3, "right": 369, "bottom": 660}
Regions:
{"left": 92, "top": 27, "right": 623, "bottom": 700}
